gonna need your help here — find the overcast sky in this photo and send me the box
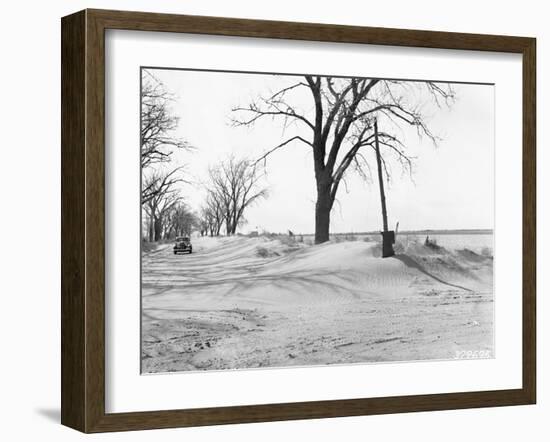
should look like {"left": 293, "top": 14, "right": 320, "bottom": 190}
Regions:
{"left": 143, "top": 68, "right": 494, "bottom": 234}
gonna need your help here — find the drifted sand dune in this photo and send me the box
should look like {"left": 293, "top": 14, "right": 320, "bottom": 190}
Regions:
{"left": 141, "top": 235, "right": 493, "bottom": 373}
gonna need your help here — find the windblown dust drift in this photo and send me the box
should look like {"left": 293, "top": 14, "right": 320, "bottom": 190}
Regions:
{"left": 141, "top": 236, "right": 493, "bottom": 373}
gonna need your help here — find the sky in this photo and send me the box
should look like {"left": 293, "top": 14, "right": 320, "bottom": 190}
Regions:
{"left": 143, "top": 68, "right": 494, "bottom": 234}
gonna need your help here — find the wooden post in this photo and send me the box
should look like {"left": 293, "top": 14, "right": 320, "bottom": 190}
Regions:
{"left": 374, "top": 118, "right": 388, "bottom": 232}
{"left": 374, "top": 118, "right": 395, "bottom": 258}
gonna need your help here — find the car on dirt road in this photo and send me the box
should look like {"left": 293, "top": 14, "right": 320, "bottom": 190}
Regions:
{"left": 173, "top": 236, "right": 193, "bottom": 254}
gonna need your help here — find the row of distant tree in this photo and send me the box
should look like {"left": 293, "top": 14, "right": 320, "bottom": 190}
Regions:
{"left": 141, "top": 69, "right": 455, "bottom": 244}
{"left": 142, "top": 156, "right": 267, "bottom": 242}
{"left": 140, "top": 71, "right": 268, "bottom": 242}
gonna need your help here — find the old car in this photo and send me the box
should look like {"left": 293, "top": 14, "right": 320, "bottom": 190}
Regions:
{"left": 173, "top": 236, "right": 193, "bottom": 254}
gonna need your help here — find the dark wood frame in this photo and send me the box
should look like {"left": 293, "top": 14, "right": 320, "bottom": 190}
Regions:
{"left": 61, "top": 8, "right": 536, "bottom": 433}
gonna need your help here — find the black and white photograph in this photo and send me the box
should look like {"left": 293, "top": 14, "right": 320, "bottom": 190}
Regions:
{"left": 1, "top": 0, "right": 544, "bottom": 438}
{"left": 140, "top": 67, "right": 494, "bottom": 374}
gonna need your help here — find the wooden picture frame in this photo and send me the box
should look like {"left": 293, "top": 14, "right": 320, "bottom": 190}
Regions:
{"left": 61, "top": 8, "right": 536, "bottom": 433}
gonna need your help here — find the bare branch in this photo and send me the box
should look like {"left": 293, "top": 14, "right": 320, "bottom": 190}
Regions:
{"left": 254, "top": 136, "right": 313, "bottom": 167}
{"left": 229, "top": 75, "right": 455, "bottom": 243}
{"left": 141, "top": 71, "right": 192, "bottom": 170}
{"left": 206, "top": 156, "right": 269, "bottom": 235}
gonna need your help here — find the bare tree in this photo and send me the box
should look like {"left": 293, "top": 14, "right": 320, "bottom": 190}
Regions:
{"left": 232, "top": 76, "right": 454, "bottom": 244}
{"left": 200, "top": 191, "right": 225, "bottom": 237}
{"left": 142, "top": 166, "right": 183, "bottom": 205}
{"left": 143, "top": 169, "right": 182, "bottom": 242}
{"left": 207, "top": 156, "right": 268, "bottom": 235}
{"left": 198, "top": 209, "right": 210, "bottom": 237}
{"left": 141, "top": 70, "right": 191, "bottom": 170}
{"left": 165, "top": 203, "right": 198, "bottom": 239}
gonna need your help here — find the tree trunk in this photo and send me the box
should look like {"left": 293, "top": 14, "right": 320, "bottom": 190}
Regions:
{"left": 225, "top": 216, "right": 231, "bottom": 236}
{"left": 314, "top": 183, "right": 332, "bottom": 244}
{"left": 148, "top": 218, "right": 154, "bottom": 242}
{"left": 153, "top": 217, "right": 162, "bottom": 241}
{"left": 231, "top": 210, "right": 238, "bottom": 235}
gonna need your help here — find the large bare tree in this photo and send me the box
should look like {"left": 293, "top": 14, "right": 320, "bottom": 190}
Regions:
{"left": 232, "top": 76, "right": 454, "bottom": 243}
{"left": 141, "top": 71, "right": 193, "bottom": 211}
{"left": 207, "top": 156, "right": 268, "bottom": 235}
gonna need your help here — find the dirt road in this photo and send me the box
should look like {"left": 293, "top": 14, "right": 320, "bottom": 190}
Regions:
{"left": 141, "top": 236, "right": 493, "bottom": 373}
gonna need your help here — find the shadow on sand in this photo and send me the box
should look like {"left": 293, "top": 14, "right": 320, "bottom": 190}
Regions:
{"left": 393, "top": 254, "right": 473, "bottom": 292}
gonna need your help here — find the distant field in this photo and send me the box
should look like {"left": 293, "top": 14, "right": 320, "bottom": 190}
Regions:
{"left": 268, "top": 231, "right": 494, "bottom": 255}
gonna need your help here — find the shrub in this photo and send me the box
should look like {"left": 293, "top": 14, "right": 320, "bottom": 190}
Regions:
{"left": 424, "top": 236, "right": 441, "bottom": 250}
{"left": 256, "top": 247, "right": 269, "bottom": 258}
{"left": 278, "top": 236, "right": 296, "bottom": 247}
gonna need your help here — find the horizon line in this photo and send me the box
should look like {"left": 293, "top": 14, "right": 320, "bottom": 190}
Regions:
{"left": 239, "top": 228, "right": 494, "bottom": 235}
